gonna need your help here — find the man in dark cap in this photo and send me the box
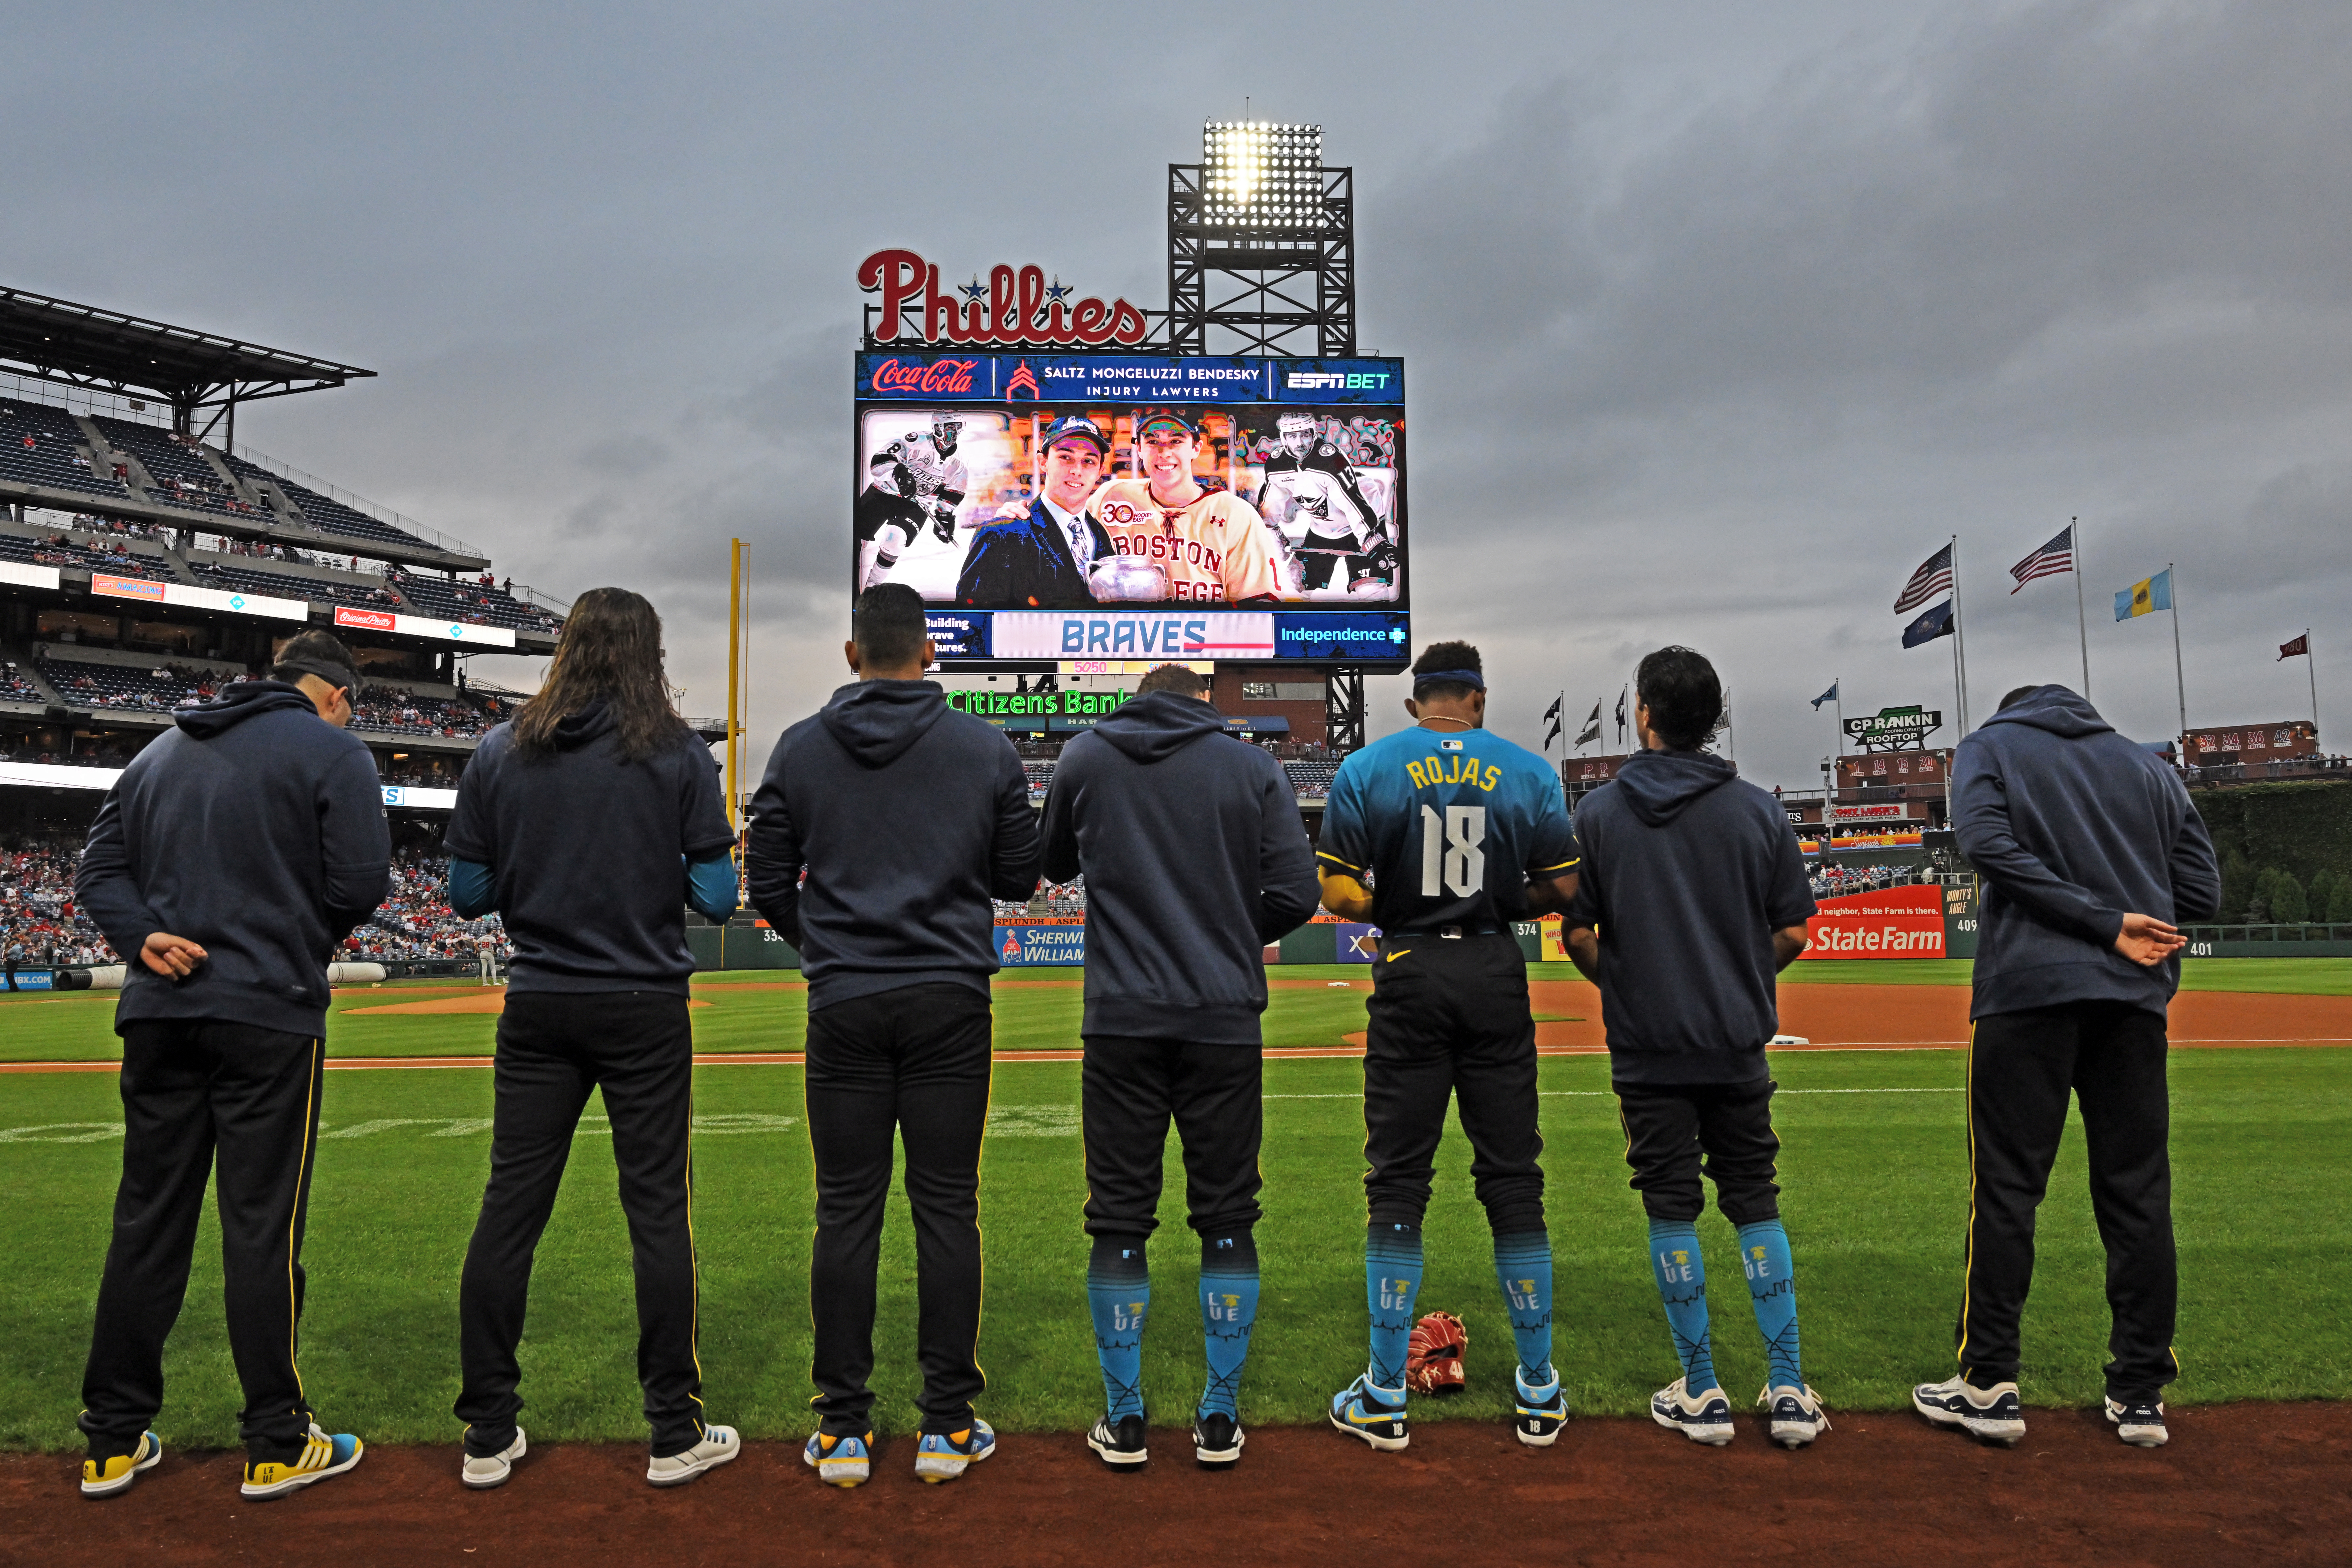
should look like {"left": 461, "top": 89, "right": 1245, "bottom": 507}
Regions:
{"left": 72, "top": 629, "right": 389, "bottom": 1501}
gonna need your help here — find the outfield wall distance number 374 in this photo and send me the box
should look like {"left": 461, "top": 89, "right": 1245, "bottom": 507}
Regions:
{"left": 1420, "top": 805, "right": 1487, "bottom": 898}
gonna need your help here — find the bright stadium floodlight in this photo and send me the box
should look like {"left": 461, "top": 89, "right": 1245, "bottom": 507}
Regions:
{"left": 1201, "top": 120, "right": 1323, "bottom": 229}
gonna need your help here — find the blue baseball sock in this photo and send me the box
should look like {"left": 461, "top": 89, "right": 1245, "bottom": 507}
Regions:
{"left": 1087, "top": 1233, "right": 1150, "bottom": 1420}
{"left": 1647, "top": 1219, "right": 1718, "bottom": 1393}
{"left": 1365, "top": 1222, "right": 1423, "bottom": 1392}
{"left": 1736, "top": 1219, "right": 1803, "bottom": 1389}
{"left": 1492, "top": 1230, "right": 1556, "bottom": 1389}
{"left": 1198, "top": 1230, "right": 1260, "bottom": 1420}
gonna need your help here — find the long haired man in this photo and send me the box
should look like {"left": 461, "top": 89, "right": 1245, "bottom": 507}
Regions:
{"left": 445, "top": 588, "right": 741, "bottom": 1489}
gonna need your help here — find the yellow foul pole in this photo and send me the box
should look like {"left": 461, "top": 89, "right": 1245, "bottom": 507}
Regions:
{"left": 727, "top": 538, "right": 744, "bottom": 832}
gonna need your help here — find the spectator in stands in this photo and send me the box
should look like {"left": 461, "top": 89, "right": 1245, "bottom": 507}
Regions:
{"left": 745, "top": 582, "right": 1039, "bottom": 1487}
{"left": 443, "top": 586, "right": 738, "bottom": 1490}
{"left": 71, "top": 629, "right": 388, "bottom": 1500}
{"left": 1038, "top": 660, "right": 1318, "bottom": 1468}
{"left": 1913, "top": 684, "right": 2221, "bottom": 1450}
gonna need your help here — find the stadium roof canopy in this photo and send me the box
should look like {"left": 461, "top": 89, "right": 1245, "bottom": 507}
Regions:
{"left": 0, "top": 285, "right": 373, "bottom": 438}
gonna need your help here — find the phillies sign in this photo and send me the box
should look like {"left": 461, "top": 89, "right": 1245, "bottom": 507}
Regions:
{"left": 860, "top": 249, "right": 1150, "bottom": 347}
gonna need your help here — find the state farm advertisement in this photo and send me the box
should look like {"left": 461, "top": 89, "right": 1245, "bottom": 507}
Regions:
{"left": 1800, "top": 883, "right": 1946, "bottom": 959}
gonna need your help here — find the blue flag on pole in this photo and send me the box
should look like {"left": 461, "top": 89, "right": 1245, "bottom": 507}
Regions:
{"left": 1902, "top": 600, "right": 1955, "bottom": 648}
{"left": 2115, "top": 568, "right": 2173, "bottom": 621}
{"left": 1810, "top": 681, "right": 1839, "bottom": 709}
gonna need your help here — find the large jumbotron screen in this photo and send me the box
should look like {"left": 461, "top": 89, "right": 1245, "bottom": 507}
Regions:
{"left": 852, "top": 351, "right": 1408, "bottom": 665}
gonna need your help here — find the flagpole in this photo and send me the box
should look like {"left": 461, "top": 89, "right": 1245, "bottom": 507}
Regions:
{"left": 1832, "top": 681, "right": 1844, "bottom": 827}
{"left": 2306, "top": 628, "right": 2319, "bottom": 729}
{"left": 2072, "top": 516, "right": 2089, "bottom": 698}
{"left": 1949, "top": 533, "right": 1971, "bottom": 734}
{"left": 2167, "top": 562, "right": 2186, "bottom": 743}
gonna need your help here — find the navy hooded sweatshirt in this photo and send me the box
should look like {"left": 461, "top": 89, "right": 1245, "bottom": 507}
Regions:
{"left": 1954, "top": 685, "right": 2220, "bottom": 1020}
{"left": 444, "top": 702, "right": 735, "bottom": 995}
{"left": 745, "top": 679, "right": 1040, "bottom": 1011}
{"left": 76, "top": 680, "right": 391, "bottom": 1038}
{"left": 1040, "top": 691, "right": 1319, "bottom": 1044}
{"left": 1564, "top": 748, "right": 1816, "bottom": 1085}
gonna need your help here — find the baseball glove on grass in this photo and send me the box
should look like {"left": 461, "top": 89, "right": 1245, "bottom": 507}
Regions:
{"left": 1406, "top": 1310, "right": 1468, "bottom": 1396}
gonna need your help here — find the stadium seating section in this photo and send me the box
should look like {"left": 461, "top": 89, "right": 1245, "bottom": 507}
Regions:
{"left": 344, "top": 851, "right": 509, "bottom": 963}
{"left": 387, "top": 570, "right": 561, "bottom": 632}
{"left": 0, "top": 403, "right": 133, "bottom": 504}
{"left": 34, "top": 657, "right": 232, "bottom": 714}
{"left": 87, "top": 415, "right": 268, "bottom": 524}
{"left": 1, "top": 661, "right": 43, "bottom": 702}
{"left": 0, "top": 531, "right": 158, "bottom": 582}
{"left": 216, "top": 450, "right": 442, "bottom": 555}
{"left": 187, "top": 558, "right": 406, "bottom": 612}
{"left": 0, "top": 841, "right": 108, "bottom": 966}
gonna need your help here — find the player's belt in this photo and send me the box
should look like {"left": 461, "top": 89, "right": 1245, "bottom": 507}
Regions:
{"left": 1389, "top": 925, "right": 1507, "bottom": 941}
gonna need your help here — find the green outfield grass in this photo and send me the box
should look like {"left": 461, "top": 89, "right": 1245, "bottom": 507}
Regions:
{"left": 8, "top": 957, "right": 2348, "bottom": 1065}
{"left": 3, "top": 962, "right": 2350, "bottom": 1452}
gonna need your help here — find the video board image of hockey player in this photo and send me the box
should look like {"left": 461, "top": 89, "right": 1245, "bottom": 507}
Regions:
{"left": 856, "top": 410, "right": 1028, "bottom": 599}
{"left": 1083, "top": 409, "right": 1293, "bottom": 604}
{"left": 1246, "top": 411, "right": 1401, "bottom": 601}
{"left": 855, "top": 411, "right": 973, "bottom": 591}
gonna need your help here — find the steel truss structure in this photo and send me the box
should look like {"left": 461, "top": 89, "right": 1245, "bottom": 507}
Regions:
{"left": 1166, "top": 164, "right": 1356, "bottom": 357}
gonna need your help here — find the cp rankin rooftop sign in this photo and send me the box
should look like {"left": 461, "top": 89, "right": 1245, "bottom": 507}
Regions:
{"left": 1843, "top": 704, "right": 1943, "bottom": 749}
{"left": 860, "top": 249, "right": 1151, "bottom": 347}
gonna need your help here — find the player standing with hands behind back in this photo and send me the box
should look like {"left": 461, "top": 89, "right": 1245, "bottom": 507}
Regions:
{"left": 1562, "top": 647, "right": 1828, "bottom": 1449}
{"left": 1315, "top": 642, "right": 1582, "bottom": 1451}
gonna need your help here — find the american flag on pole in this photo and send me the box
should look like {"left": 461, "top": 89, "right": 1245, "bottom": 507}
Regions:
{"left": 2008, "top": 525, "right": 2075, "bottom": 594}
{"left": 1893, "top": 543, "right": 1955, "bottom": 613}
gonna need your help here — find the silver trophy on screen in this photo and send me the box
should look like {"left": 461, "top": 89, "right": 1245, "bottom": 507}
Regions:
{"left": 1087, "top": 557, "right": 1171, "bottom": 602}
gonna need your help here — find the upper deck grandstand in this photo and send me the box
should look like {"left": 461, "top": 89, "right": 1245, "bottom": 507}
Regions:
{"left": 0, "top": 282, "right": 675, "bottom": 857}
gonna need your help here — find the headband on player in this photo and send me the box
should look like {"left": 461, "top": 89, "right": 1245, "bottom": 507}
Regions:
{"left": 275, "top": 657, "right": 365, "bottom": 695}
{"left": 1412, "top": 669, "right": 1485, "bottom": 692}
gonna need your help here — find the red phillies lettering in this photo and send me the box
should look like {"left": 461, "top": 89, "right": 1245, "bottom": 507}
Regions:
{"left": 859, "top": 250, "right": 1146, "bottom": 345}
{"left": 858, "top": 249, "right": 925, "bottom": 342}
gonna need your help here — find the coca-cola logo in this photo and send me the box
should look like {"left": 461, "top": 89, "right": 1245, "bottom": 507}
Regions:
{"left": 868, "top": 358, "right": 979, "bottom": 395}
{"left": 859, "top": 249, "right": 1150, "bottom": 347}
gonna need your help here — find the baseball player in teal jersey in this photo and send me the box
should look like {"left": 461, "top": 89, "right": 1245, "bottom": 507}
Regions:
{"left": 1316, "top": 641, "right": 1582, "bottom": 1451}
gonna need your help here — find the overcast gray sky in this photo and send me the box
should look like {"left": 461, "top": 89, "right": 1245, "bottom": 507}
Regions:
{"left": 8, "top": 0, "right": 2345, "bottom": 783}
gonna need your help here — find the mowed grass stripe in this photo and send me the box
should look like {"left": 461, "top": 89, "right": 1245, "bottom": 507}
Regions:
{"left": 2, "top": 1036, "right": 2346, "bottom": 1452}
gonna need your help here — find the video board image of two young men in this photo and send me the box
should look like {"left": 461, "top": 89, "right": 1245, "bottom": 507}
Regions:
{"left": 854, "top": 405, "right": 1406, "bottom": 610}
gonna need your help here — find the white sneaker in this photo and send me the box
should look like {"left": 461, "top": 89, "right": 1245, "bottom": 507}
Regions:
{"left": 1912, "top": 1377, "right": 2027, "bottom": 1445}
{"left": 461, "top": 1428, "right": 527, "bottom": 1490}
{"left": 2105, "top": 1396, "right": 2168, "bottom": 1448}
{"left": 646, "top": 1423, "right": 740, "bottom": 1487}
{"left": 1758, "top": 1384, "right": 1831, "bottom": 1448}
{"left": 1650, "top": 1377, "right": 1734, "bottom": 1446}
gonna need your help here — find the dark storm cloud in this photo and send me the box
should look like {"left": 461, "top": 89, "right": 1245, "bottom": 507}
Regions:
{"left": 1368, "top": 0, "right": 2352, "bottom": 767}
{"left": 1, "top": 0, "right": 2340, "bottom": 770}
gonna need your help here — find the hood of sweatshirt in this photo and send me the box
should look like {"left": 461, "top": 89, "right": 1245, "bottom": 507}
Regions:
{"left": 1613, "top": 747, "right": 1740, "bottom": 827}
{"left": 820, "top": 679, "right": 947, "bottom": 768}
{"left": 1092, "top": 689, "right": 1230, "bottom": 764}
{"left": 1980, "top": 684, "right": 2114, "bottom": 741}
{"left": 172, "top": 679, "right": 319, "bottom": 739}
{"left": 549, "top": 698, "right": 616, "bottom": 751}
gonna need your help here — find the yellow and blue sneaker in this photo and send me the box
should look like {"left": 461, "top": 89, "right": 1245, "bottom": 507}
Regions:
{"left": 241, "top": 1423, "right": 364, "bottom": 1499}
{"left": 913, "top": 1418, "right": 996, "bottom": 1483}
{"left": 803, "top": 1428, "right": 873, "bottom": 1488}
{"left": 1513, "top": 1366, "right": 1569, "bottom": 1448}
{"left": 80, "top": 1431, "right": 162, "bottom": 1498}
{"left": 1328, "top": 1374, "right": 1410, "bottom": 1452}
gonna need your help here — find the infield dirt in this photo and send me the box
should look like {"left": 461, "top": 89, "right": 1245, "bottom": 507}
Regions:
{"left": 9, "top": 1402, "right": 2345, "bottom": 1567}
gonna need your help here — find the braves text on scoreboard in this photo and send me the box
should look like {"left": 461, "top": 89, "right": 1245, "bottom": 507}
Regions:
{"left": 853, "top": 350, "right": 1408, "bottom": 666}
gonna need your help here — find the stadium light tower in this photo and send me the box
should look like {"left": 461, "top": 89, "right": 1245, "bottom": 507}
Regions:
{"left": 1168, "top": 120, "right": 1355, "bottom": 356}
